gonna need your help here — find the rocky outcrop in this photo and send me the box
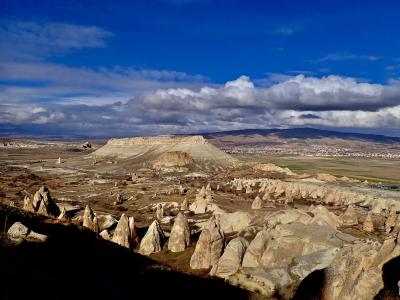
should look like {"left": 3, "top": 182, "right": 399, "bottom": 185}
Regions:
{"left": 231, "top": 178, "right": 400, "bottom": 213}
{"left": 7, "top": 222, "right": 48, "bottom": 243}
{"left": 100, "top": 230, "right": 111, "bottom": 240}
{"left": 156, "top": 203, "right": 164, "bottom": 220}
{"left": 341, "top": 205, "right": 358, "bottom": 226}
{"left": 251, "top": 196, "right": 262, "bottom": 209}
{"left": 153, "top": 151, "right": 193, "bottom": 168}
{"left": 112, "top": 214, "right": 131, "bottom": 248}
{"left": 168, "top": 213, "right": 191, "bottom": 252}
{"left": 23, "top": 195, "right": 34, "bottom": 212}
{"left": 26, "top": 186, "right": 60, "bottom": 217}
{"left": 139, "top": 220, "right": 165, "bottom": 255}
{"left": 180, "top": 198, "right": 189, "bottom": 211}
{"left": 217, "top": 211, "right": 254, "bottom": 234}
{"left": 58, "top": 207, "right": 70, "bottom": 221}
{"left": 253, "top": 163, "right": 296, "bottom": 176}
{"left": 242, "top": 230, "right": 269, "bottom": 268}
{"left": 189, "top": 185, "right": 222, "bottom": 214}
{"left": 213, "top": 237, "right": 248, "bottom": 278}
{"left": 97, "top": 214, "right": 118, "bottom": 231}
{"left": 323, "top": 238, "right": 400, "bottom": 299}
{"left": 385, "top": 209, "right": 398, "bottom": 233}
{"left": 190, "top": 217, "right": 225, "bottom": 269}
{"left": 82, "top": 205, "right": 99, "bottom": 233}
{"left": 363, "top": 212, "right": 375, "bottom": 232}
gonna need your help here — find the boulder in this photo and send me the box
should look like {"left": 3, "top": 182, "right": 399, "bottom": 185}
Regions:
{"left": 97, "top": 214, "right": 118, "bottom": 231}
{"left": 251, "top": 196, "right": 263, "bottom": 210}
{"left": 180, "top": 198, "right": 189, "bottom": 211}
{"left": 7, "top": 222, "right": 48, "bottom": 243}
{"left": 112, "top": 214, "right": 131, "bottom": 248}
{"left": 190, "top": 217, "right": 225, "bottom": 269}
{"left": 23, "top": 196, "right": 34, "bottom": 212}
{"left": 139, "top": 220, "right": 165, "bottom": 255}
{"left": 213, "top": 237, "right": 248, "bottom": 278}
{"left": 83, "top": 205, "right": 95, "bottom": 228}
{"left": 340, "top": 205, "right": 358, "bottom": 226}
{"left": 217, "top": 211, "right": 253, "bottom": 234}
{"left": 363, "top": 212, "right": 375, "bottom": 233}
{"left": 100, "top": 230, "right": 111, "bottom": 240}
{"left": 156, "top": 203, "right": 164, "bottom": 220}
{"left": 168, "top": 213, "right": 191, "bottom": 252}
{"left": 58, "top": 207, "right": 70, "bottom": 221}
{"left": 242, "top": 230, "right": 269, "bottom": 268}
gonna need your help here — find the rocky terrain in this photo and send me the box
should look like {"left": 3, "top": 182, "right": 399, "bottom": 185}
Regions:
{"left": 1, "top": 135, "right": 400, "bottom": 299}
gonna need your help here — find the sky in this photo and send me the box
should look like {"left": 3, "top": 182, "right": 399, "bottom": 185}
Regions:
{"left": 1, "top": 0, "right": 400, "bottom": 137}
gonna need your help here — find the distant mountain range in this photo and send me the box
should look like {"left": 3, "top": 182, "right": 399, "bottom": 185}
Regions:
{"left": 202, "top": 128, "right": 400, "bottom": 144}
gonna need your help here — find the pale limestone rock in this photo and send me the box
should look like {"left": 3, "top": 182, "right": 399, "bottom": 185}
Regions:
{"left": 83, "top": 205, "right": 94, "bottom": 230}
{"left": 100, "top": 230, "right": 111, "bottom": 240}
{"left": 168, "top": 213, "right": 191, "bottom": 252}
{"left": 33, "top": 186, "right": 60, "bottom": 217}
{"left": 56, "top": 157, "right": 61, "bottom": 164}
{"left": 308, "top": 205, "right": 342, "bottom": 230}
{"left": 139, "top": 220, "right": 165, "bottom": 255}
{"left": 7, "top": 222, "right": 29, "bottom": 240}
{"left": 190, "top": 217, "right": 225, "bottom": 269}
{"left": 129, "top": 216, "right": 139, "bottom": 248}
{"left": 340, "top": 205, "right": 358, "bottom": 226}
{"left": 323, "top": 238, "right": 400, "bottom": 299}
{"left": 7, "top": 222, "right": 48, "bottom": 243}
{"left": 214, "top": 237, "right": 248, "bottom": 278}
{"left": 112, "top": 214, "right": 131, "bottom": 248}
{"left": 23, "top": 196, "right": 34, "bottom": 212}
{"left": 242, "top": 230, "right": 269, "bottom": 268}
{"left": 363, "top": 212, "right": 375, "bottom": 233}
{"left": 156, "top": 203, "right": 164, "bottom": 220}
{"left": 245, "top": 185, "right": 253, "bottom": 194}
{"left": 92, "top": 216, "right": 100, "bottom": 233}
{"left": 27, "top": 231, "right": 48, "bottom": 242}
{"left": 180, "top": 198, "right": 189, "bottom": 210}
{"left": 251, "top": 196, "right": 262, "bottom": 210}
{"left": 217, "top": 211, "right": 253, "bottom": 234}
{"left": 58, "top": 207, "right": 70, "bottom": 221}
{"left": 385, "top": 209, "right": 397, "bottom": 233}
{"left": 97, "top": 214, "right": 118, "bottom": 231}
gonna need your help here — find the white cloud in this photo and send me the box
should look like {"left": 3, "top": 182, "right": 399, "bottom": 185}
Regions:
{"left": 2, "top": 74, "right": 399, "bottom": 136}
{"left": 0, "top": 21, "right": 112, "bottom": 61}
{"left": 316, "top": 52, "right": 380, "bottom": 62}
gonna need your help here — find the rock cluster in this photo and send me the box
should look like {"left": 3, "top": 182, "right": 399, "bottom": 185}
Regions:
{"left": 23, "top": 186, "right": 60, "bottom": 217}
{"left": 189, "top": 184, "right": 221, "bottom": 214}
{"left": 7, "top": 222, "right": 48, "bottom": 243}
{"left": 231, "top": 178, "right": 400, "bottom": 213}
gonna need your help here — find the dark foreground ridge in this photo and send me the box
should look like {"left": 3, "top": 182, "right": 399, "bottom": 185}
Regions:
{"left": 0, "top": 204, "right": 256, "bottom": 300}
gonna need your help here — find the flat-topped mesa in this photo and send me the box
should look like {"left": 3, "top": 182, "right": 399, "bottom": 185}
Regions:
{"left": 93, "top": 134, "right": 236, "bottom": 166}
{"left": 107, "top": 135, "right": 207, "bottom": 146}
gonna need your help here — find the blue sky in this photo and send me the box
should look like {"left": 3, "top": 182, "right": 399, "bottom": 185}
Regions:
{"left": 1, "top": 0, "right": 400, "bottom": 137}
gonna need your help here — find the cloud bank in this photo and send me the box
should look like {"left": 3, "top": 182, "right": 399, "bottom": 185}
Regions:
{"left": 1, "top": 74, "right": 400, "bottom": 136}
{"left": 0, "top": 21, "right": 399, "bottom": 137}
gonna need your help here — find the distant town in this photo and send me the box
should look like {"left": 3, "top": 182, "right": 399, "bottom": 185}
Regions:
{"left": 220, "top": 144, "right": 400, "bottom": 158}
